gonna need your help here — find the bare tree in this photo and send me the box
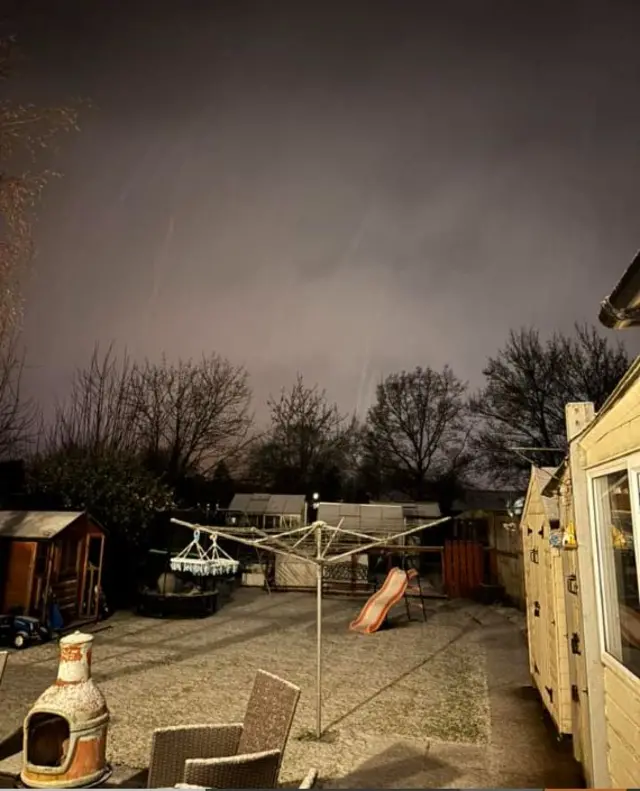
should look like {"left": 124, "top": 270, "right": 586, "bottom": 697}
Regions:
{"left": 364, "top": 366, "right": 471, "bottom": 501}
{"left": 0, "top": 35, "right": 81, "bottom": 339}
{"left": 557, "top": 323, "right": 630, "bottom": 409}
{"left": 0, "top": 332, "right": 39, "bottom": 457}
{"left": 470, "top": 324, "right": 630, "bottom": 486}
{"left": 48, "top": 344, "right": 139, "bottom": 455}
{"left": 132, "top": 353, "right": 253, "bottom": 481}
{"left": 250, "top": 374, "right": 357, "bottom": 495}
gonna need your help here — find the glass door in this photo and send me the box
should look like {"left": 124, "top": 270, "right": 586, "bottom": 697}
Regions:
{"left": 592, "top": 462, "right": 640, "bottom": 677}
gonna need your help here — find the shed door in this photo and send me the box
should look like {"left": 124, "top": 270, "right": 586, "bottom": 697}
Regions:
{"left": 79, "top": 536, "right": 104, "bottom": 619}
{"left": 2, "top": 542, "right": 36, "bottom": 613}
{"left": 523, "top": 517, "right": 540, "bottom": 678}
{"left": 30, "top": 543, "right": 50, "bottom": 617}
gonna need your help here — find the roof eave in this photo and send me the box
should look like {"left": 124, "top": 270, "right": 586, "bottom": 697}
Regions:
{"left": 599, "top": 250, "right": 640, "bottom": 330}
{"left": 598, "top": 298, "right": 640, "bottom": 330}
{"left": 85, "top": 510, "right": 109, "bottom": 535}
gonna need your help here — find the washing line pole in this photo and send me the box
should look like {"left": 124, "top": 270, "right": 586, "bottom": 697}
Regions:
{"left": 315, "top": 522, "right": 323, "bottom": 740}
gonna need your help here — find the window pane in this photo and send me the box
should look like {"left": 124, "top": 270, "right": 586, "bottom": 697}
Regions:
{"left": 593, "top": 470, "right": 640, "bottom": 677}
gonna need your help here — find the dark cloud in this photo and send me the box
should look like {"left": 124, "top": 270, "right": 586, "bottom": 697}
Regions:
{"left": 10, "top": 0, "right": 640, "bottom": 420}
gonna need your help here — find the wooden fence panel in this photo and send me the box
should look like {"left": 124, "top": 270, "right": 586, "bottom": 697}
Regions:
{"left": 443, "top": 540, "right": 484, "bottom": 598}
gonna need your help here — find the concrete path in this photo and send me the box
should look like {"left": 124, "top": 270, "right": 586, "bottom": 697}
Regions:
{"left": 328, "top": 600, "right": 583, "bottom": 788}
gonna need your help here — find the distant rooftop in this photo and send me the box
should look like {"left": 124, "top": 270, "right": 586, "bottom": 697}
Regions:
{"left": 316, "top": 502, "right": 404, "bottom": 534}
{"left": 370, "top": 500, "right": 441, "bottom": 520}
{"left": 225, "top": 493, "right": 306, "bottom": 516}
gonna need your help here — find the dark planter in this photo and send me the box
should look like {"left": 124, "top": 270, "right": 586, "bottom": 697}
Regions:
{"left": 136, "top": 589, "right": 219, "bottom": 618}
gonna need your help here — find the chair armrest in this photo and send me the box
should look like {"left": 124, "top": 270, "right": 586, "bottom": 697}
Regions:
{"left": 147, "top": 723, "right": 243, "bottom": 788}
{"left": 299, "top": 768, "right": 318, "bottom": 789}
{"left": 184, "top": 748, "right": 281, "bottom": 789}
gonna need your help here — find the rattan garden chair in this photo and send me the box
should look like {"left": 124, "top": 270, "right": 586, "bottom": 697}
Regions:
{"left": 174, "top": 765, "right": 318, "bottom": 790}
{"left": 148, "top": 669, "right": 301, "bottom": 788}
{"left": 183, "top": 748, "right": 281, "bottom": 788}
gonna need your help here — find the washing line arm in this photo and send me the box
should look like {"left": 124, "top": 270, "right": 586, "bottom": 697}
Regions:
{"left": 323, "top": 516, "right": 452, "bottom": 564}
{"left": 169, "top": 519, "right": 321, "bottom": 565}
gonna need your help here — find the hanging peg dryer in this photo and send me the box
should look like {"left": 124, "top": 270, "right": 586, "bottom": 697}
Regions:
{"left": 170, "top": 529, "right": 239, "bottom": 576}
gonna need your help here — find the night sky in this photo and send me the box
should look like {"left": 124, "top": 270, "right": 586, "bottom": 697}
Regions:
{"left": 8, "top": 0, "right": 640, "bottom": 421}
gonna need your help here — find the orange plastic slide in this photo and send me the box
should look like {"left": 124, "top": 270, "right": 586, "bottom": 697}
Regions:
{"left": 349, "top": 567, "right": 417, "bottom": 634}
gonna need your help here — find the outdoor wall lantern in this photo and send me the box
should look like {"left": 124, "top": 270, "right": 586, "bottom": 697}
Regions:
{"left": 502, "top": 497, "right": 525, "bottom": 532}
{"left": 507, "top": 496, "right": 525, "bottom": 520}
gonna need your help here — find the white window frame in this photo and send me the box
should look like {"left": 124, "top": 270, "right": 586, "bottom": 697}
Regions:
{"left": 587, "top": 452, "right": 640, "bottom": 681}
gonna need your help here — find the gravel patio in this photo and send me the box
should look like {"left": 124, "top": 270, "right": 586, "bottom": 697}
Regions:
{"left": 0, "top": 588, "right": 582, "bottom": 788}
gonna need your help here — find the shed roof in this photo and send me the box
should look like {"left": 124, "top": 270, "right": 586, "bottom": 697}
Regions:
{"left": 226, "top": 493, "right": 306, "bottom": 516}
{"left": 532, "top": 467, "right": 560, "bottom": 521}
{"left": 316, "top": 502, "right": 404, "bottom": 535}
{"left": 0, "top": 511, "right": 85, "bottom": 540}
{"left": 541, "top": 461, "right": 567, "bottom": 498}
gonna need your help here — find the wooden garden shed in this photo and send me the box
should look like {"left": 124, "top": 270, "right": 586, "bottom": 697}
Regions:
{"left": 521, "top": 466, "right": 572, "bottom": 736}
{"left": 540, "top": 452, "right": 593, "bottom": 778}
{"left": 0, "top": 511, "right": 106, "bottom": 625}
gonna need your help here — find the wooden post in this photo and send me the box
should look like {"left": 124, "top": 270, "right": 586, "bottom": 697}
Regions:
{"left": 94, "top": 535, "right": 105, "bottom": 620}
{"left": 566, "top": 401, "right": 608, "bottom": 788}
{"left": 24, "top": 543, "right": 37, "bottom": 617}
{"left": 41, "top": 543, "right": 54, "bottom": 624}
{"left": 78, "top": 535, "right": 90, "bottom": 620}
{"left": 0, "top": 651, "right": 7, "bottom": 687}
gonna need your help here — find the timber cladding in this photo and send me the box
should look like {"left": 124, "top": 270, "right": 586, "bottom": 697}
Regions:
{"left": 521, "top": 467, "right": 573, "bottom": 737}
{"left": 442, "top": 539, "right": 483, "bottom": 598}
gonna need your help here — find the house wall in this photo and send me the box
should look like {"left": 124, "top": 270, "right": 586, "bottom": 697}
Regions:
{"left": 577, "top": 380, "right": 640, "bottom": 787}
{"left": 0, "top": 540, "right": 36, "bottom": 613}
{"left": 602, "top": 661, "right": 640, "bottom": 787}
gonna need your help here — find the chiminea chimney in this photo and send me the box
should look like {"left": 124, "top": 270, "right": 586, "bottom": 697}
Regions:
{"left": 21, "top": 631, "right": 111, "bottom": 788}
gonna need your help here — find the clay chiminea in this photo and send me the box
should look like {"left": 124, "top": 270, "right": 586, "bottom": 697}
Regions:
{"left": 21, "top": 631, "right": 111, "bottom": 788}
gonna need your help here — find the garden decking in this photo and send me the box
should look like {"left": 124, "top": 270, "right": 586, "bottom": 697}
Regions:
{"left": 0, "top": 588, "right": 582, "bottom": 788}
